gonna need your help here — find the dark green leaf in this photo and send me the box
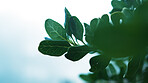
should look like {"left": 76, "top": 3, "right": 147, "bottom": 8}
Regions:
{"left": 84, "top": 23, "right": 90, "bottom": 36}
{"left": 115, "top": 61, "right": 126, "bottom": 78}
{"left": 45, "top": 19, "right": 66, "bottom": 40}
{"left": 79, "top": 74, "right": 96, "bottom": 83}
{"left": 68, "top": 16, "right": 84, "bottom": 41}
{"left": 89, "top": 55, "right": 111, "bottom": 72}
{"left": 111, "top": 12, "right": 124, "bottom": 25}
{"left": 125, "top": 55, "right": 144, "bottom": 81}
{"left": 90, "top": 18, "right": 100, "bottom": 32}
{"left": 122, "top": 8, "right": 133, "bottom": 19}
{"left": 111, "top": 0, "right": 127, "bottom": 10}
{"left": 38, "top": 40, "right": 70, "bottom": 56}
{"left": 84, "top": 23, "right": 93, "bottom": 45}
{"left": 108, "top": 64, "right": 117, "bottom": 76}
{"left": 65, "top": 45, "right": 91, "bottom": 61}
{"left": 64, "top": 7, "right": 72, "bottom": 37}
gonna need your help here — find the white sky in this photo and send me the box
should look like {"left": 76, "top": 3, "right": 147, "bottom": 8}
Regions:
{"left": 0, "top": 0, "right": 112, "bottom": 83}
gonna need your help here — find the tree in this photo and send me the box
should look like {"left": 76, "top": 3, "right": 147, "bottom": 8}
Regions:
{"left": 38, "top": 0, "right": 148, "bottom": 83}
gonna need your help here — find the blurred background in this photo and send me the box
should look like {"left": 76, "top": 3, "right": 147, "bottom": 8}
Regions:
{"left": 0, "top": 0, "right": 111, "bottom": 83}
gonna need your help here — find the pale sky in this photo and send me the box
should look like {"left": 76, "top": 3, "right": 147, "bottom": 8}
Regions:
{"left": 0, "top": 0, "right": 112, "bottom": 83}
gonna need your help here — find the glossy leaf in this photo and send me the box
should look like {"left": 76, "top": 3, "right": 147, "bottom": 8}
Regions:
{"left": 65, "top": 45, "right": 91, "bottom": 61}
{"left": 64, "top": 7, "right": 72, "bottom": 37}
{"left": 45, "top": 19, "right": 66, "bottom": 40}
{"left": 89, "top": 55, "right": 111, "bottom": 72}
{"left": 68, "top": 16, "right": 84, "bottom": 41}
{"left": 38, "top": 40, "right": 70, "bottom": 56}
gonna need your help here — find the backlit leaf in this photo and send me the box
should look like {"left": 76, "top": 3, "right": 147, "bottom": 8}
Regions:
{"left": 45, "top": 19, "right": 66, "bottom": 40}
{"left": 68, "top": 16, "right": 84, "bottom": 41}
{"left": 64, "top": 7, "right": 72, "bottom": 37}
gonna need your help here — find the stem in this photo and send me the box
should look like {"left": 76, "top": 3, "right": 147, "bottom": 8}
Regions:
{"left": 71, "top": 36, "right": 77, "bottom": 46}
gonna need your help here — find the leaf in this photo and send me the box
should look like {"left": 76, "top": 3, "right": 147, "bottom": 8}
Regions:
{"left": 45, "top": 19, "right": 66, "bottom": 40}
{"left": 38, "top": 40, "right": 70, "bottom": 56}
{"left": 90, "top": 18, "right": 100, "bottom": 32}
{"left": 121, "top": 8, "right": 133, "bottom": 23}
{"left": 68, "top": 16, "right": 84, "bottom": 41}
{"left": 98, "top": 14, "right": 111, "bottom": 28}
{"left": 125, "top": 55, "right": 145, "bottom": 81}
{"left": 115, "top": 61, "right": 126, "bottom": 78}
{"left": 84, "top": 23, "right": 90, "bottom": 36}
{"left": 79, "top": 74, "right": 96, "bottom": 83}
{"left": 89, "top": 55, "right": 111, "bottom": 72}
{"left": 111, "top": 12, "right": 125, "bottom": 25}
{"left": 108, "top": 64, "right": 117, "bottom": 76}
{"left": 84, "top": 23, "right": 93, "bottom": 45}
{"left": 111, "top": 0, "right": 127, "bottom": 10}
{"left": 65, "top": 45, "right": 91, "bottom": 61}
{"left": 84, "top": 18, "right": 100, "bottom": 45}
{"left": 64, "top": 7, "right": 72, "bottom": 37}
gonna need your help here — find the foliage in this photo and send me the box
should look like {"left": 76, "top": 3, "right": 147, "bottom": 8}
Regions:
{"left": 38, "top": 0, "right": 148, "bottom": 83}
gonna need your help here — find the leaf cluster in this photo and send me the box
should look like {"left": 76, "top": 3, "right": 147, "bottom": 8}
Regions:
{"left": 38, "top": 0, "right": 148, "bottom": 83}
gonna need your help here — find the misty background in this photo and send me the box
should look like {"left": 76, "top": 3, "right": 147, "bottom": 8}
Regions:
{"left": 0, "top": 0, "right": 111, "bottom": 83}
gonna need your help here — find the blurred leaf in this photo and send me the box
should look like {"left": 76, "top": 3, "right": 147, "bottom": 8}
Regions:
{"left": 65, "top": 45, "right": 91, "bottom": 61}
{"left": 84, "top": 23, "right": 93, "bottom": 45}
{"left": 125, "top": 55, "right": 144, "bottom": 81}
{"left": 84, "top": 23, "right": 90, "bottom": 36}
{"left": 122, "top": 7, "right": 133, "bottom": 23}
{"left": 38, "top": 40, "right": 70, "bottom": 56}
{"left": 68, "top": 16, "right": 84, "bottom": 41}
{"left": 110, "top": 8, "right": 122, "bottom": 14}
{"left": 89, "top": 55, "right": 111, "bottom": 72}
{"left": 90, "top": 18, "right": 100, "bottom": 32}
{"left": 111, "top": 12, "right": 125, "bottom": 25}
{"left": 45, "top": 19, "right": 66, "bottom": 40}
{"left": 109, "top": 64, "right": 117, "bottom": 76}
{"left": 111, "top": 0, "right": 127, "bottom": 10}
{"left": 64, "top": 7, "right": 72, "bottom": 37}
{"left": 79, "top": 74, "right": 96, "bottom": 83}
{"left": 115, "top": 61, "right": 126, "bottom": 78}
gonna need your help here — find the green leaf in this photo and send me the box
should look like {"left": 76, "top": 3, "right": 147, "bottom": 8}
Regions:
{"left": 79, "top": 74, "right": 96, "bottom": 83}
{"left": 84, "top": 23, "right": 93, "bottom": 45}
{"left": 111, "top": 12, "right": 125, "bottom": 25}
{"left": 108, "top": 64, "right": 117, "bottom": 76}
{"left": 90, "top": 18, "right": 100, "bottom": 32}
{"left": 85, "top": 18, "right": 100, "bottom": 45}
{"left": 111, "top": 0, "right": 127, "bottom": 10}
{"left": 68, "top": 16, "right": 84, "bottom": 41}
{"left": 65, "top": 45, "right": 91, "bottom": 61}
{"left": 64, "top": 7, "right": 72, "bottom": 37}
{"left": 125, "top": 55, "right": 144, "bottom": 81}
{"left": 89, "top": 55, "right": 111, "bottom": 72}
{"left": 122, "top": 8, "right": 133, "bottom": 18}
{"left": 84, "top": 23, "right": 90, "bottom": 36}
{"left": 45, "top": 19, "right": 67, "bottom": 40}
{"left": 115, "top": 61, "right": 126, "bottom": 78}
{"left": 38, "top": 40, "right": 70, "bottom": 56}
